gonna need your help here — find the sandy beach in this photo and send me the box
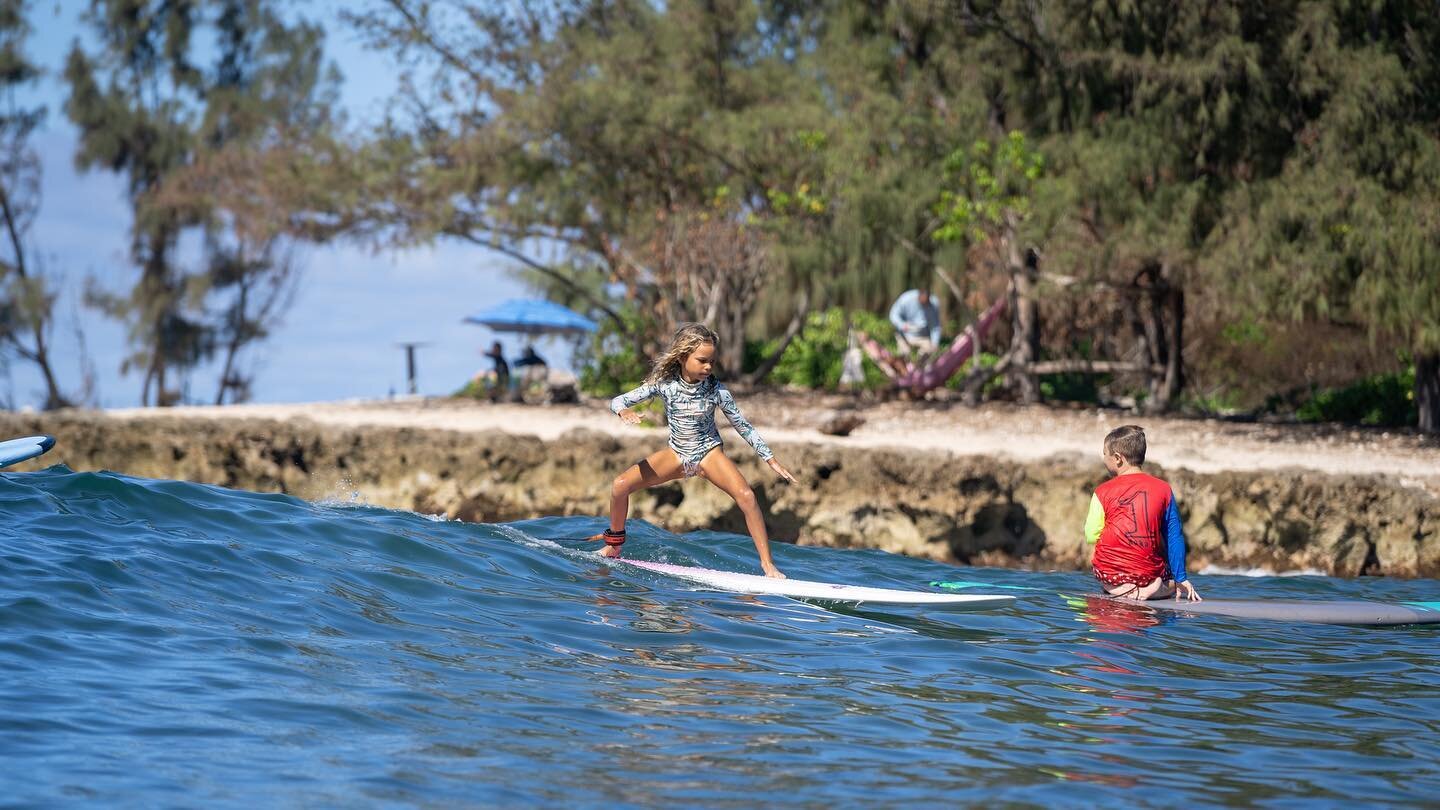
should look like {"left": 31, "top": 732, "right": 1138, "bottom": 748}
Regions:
{"left": 108, "top": 393, "right": 1440, "bottom": 494}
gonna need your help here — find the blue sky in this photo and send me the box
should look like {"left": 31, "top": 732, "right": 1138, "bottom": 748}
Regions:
{"left": 7, "top": 1, "right": 544, "bottom": 408}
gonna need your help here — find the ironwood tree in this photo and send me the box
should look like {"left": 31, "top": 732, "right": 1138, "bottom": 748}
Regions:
{"left": 0, "top": 0, "right": 82, "bottom": 409}
{"left": 64, "top": 0, "right": 336, "bottom": 405}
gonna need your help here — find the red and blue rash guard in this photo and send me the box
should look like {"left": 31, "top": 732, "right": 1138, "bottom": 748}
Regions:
{"left": 1085, "top": 473, "right": 1189, "bottom": 588}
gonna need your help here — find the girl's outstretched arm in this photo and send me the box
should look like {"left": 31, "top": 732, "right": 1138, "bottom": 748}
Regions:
{"left": 716, "top": 385, "right": 795, "bottom": 482}
{"left": 610, "top": 382, "right": 659, "bottom": 424}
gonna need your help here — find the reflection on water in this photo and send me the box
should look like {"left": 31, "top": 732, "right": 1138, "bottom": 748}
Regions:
{"left": 1069, "top": 594, "right": 1168, "bottom": 633}
{"left": 1, "top": 468, "right": 1438, "bottom": 805}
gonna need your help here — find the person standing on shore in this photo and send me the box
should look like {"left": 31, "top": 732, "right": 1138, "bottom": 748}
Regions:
{"left": 588, "top": 323, "right": 796, "bottom": 578}
{"left": 888, "top": 288, "right": 941, "bottom": 358}
{"left": 484, "top": 342, "right": 510, "bottom": 402}
{"left": 1085, "top": 425, "right": 1201, "bottom": 601}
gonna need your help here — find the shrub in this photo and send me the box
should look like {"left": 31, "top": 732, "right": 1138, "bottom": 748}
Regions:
{"left": 454, "top": 378, "right": 493, "bottom": 399}
{"left": 576, "top": 310, "right": 655, "bottom": 397}
{"left": 1296, "top": 365, "right": 1416, "bottom": 427}
{"left": 1184, "top": 389, "right": 1245, "bottom": 416}
{"left": 945, "top": 351, "right": 1007, "bottom": 396}
{"left": 753, "top": 308, "right": 896, "bottom": 390}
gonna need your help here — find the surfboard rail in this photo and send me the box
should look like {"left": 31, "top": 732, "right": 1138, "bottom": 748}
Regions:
{"left": 617, "top": 559, "right": 1015, "bottom": 610}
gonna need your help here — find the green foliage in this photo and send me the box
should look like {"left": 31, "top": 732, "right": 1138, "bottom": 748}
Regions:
{"left": 757, "top": 308, "right": 894, "bottom": 390}
{"left": 1041, "top": 340, "right": 1101, "bottom": 403}
{"left": 454, "top": 372, "right": 553, "bottom": 404}
{"left": 575, "top": 308, "right": 655, "bottom": 398}
{"left": 453, "top": 378, "right": 494, "bottom": 400}
{"left": 940, "top": 350, "right": 1101, "bottom": 402}
{"left": 1220, "top": 320, "right": 1268, "bottom": 348}
{"left": 1185, "top": 389, "right": 1246, "bottom": 417}
{"left": 946, "top": 351, "right": 1007, "bottom": 397}
{"left": 241, "top": 0, "right": 1440, "bottom": 426}
{"left": 934, "top": 132, "right": 1045, "bottom": 245}
{"left": 63, "top": 0, "right": 336, "bottom": 405}
{"left": 0, "top": 0, "right": 76, "bottom": 408}
{"left": 1297, "top": 366, "right": 1417, "bottom": 427}
{"left": 579, "top": 344, "right": 652, "bottom": 399}
{"left": 1039, "top": 372, "right": 1100, "bottom": 404}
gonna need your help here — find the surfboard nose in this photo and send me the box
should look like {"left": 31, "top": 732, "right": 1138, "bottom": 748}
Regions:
{"left": 0, "top": 435, "right": 59, "bottom": 469}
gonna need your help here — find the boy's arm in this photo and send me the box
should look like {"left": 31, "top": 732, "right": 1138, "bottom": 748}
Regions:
{"left": 717, "top": 385, "right": 774, "bottom": 461}
{"left": 1163, "top": 492, "right": 1188, "bottom": 583}
{"left": 1083, "top": 494, "right": 1104, "bottom": 546}
{"left": 610, "top": 382, "right": 658, "bottom": 415}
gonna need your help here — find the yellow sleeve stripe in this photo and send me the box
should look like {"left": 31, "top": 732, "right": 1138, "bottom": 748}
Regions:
{"left": 1084, "top": 493, "right": 1104, "bottom": 546}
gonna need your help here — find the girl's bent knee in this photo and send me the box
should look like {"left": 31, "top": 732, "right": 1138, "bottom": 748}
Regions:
{"left": 611, "top": 476, "right": 632, "bottom": 496}
{"left": 735, "top": 488, "right": 758, "bottom": 510}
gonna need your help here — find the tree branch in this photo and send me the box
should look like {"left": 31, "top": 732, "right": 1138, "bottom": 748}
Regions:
{"left": 451, "top": 230, "right": 626, "bottom": 328}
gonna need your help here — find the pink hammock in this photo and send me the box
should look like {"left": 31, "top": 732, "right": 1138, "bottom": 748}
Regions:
{"left": 858, "top": 293, "right": 1009, "bottom": 395}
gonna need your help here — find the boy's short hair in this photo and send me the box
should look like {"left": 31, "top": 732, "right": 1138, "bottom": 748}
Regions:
{"left": 1104, "top": 425, "right": 1146, "bottom": 465}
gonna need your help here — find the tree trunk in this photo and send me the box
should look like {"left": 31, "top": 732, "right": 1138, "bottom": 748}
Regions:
{"left": 1158, "top": 285, "right": 1185, "bottom": 408}
{"left": 1130, "top": 265, "right": 1162, "bottom": 408}
{"left": 1007, "top": 235, "right": 1040, "bottom": 403}
{"left": 742, "top": 287, "right": 812, "bottom": 386}
{"left": 1417, "top": 352, "right": 1440, "bottom": 434}
{"left": 1139, "top": 264, "right": 1186, "bottom": 413}
{"left": 725, "top": 300, "right": 745, "bottom": 379}
{"left": 0, "top": 181, "right": 72, "bottom": 409}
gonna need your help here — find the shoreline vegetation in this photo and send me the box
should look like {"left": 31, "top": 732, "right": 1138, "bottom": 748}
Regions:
{"left": 9, "top": 3, "right": 1434, "bottom": 432}
{"left": 6, "top": 393, "right": 1437, "bottom": 579}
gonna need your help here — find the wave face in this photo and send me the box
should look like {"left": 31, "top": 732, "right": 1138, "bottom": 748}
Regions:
{"left": 2, "top": 466, "right": 1438, "bottom": 805}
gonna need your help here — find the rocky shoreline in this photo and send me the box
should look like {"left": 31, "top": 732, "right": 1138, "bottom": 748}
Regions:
{"left": 3, "top": 409, "right": 1436, "bottom": 579}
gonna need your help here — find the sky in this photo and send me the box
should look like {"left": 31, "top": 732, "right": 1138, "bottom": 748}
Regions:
{"left": 6, "top": 1, "right": 547, "bottom": 409}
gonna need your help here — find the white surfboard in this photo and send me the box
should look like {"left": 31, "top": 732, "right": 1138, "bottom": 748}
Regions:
{"left": 617, "top": 558, "right": 1015, "bottom": 610}
{"left": 0, "top": 435, "right": 55, "bottom": 470}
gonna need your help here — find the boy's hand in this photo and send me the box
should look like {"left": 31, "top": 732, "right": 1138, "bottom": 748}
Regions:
{"left": 767, "top": 458, "right": 797, "bottom": 484}
{"left": 762, "top": 562, "right": 787, "bottom": 579}
{"left": 1174, "top": 580, "right": 1201, "bottom": 601}
{"left": 618, "top": 409, "right": 645, "bottom": 425}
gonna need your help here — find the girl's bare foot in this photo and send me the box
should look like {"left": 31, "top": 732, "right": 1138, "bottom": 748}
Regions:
{"left": 589, "top": 528, "right": 625, "bottom": 558}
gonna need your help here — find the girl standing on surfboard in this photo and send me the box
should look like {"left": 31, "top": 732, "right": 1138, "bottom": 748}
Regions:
{"left": 588, "top": 323, "right": 796, "bottom": 578}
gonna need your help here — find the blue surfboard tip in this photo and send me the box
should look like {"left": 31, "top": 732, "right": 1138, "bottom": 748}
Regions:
{"left": 0, "top": 434, "right": 58, "bottom": 469}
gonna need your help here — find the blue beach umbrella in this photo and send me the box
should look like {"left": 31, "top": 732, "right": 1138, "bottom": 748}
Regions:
{"left": 463, "top": 298, "right": 598, "bottom": 335}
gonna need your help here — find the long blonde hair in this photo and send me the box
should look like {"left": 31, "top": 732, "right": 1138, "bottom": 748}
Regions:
{"left": 645, "top": 323, "right": 719, "bottom": 385}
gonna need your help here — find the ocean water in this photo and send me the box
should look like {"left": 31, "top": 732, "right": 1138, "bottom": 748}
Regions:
{"left": 2, "top": 466, "right": 1438, "bottom": 807}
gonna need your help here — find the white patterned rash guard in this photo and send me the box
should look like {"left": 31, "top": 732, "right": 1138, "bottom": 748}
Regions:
{"left": 610, "top": 376, "right": 774, "bottom": 466}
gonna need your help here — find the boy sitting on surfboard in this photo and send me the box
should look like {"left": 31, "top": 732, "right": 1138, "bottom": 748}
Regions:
{"left": 1085, "top": 425, "right": 1201, "bottom": 602}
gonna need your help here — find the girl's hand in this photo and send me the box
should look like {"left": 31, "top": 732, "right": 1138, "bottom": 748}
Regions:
{"left": 1174, "top": 581, "right": 1202, "bottom": 602}
{"left": 767, "top": 458, "right": 797, "bottom": 484}
{"left": 618, "top": 409, "right": 644, "bottom": 425}
{"left": 762, "top": 562, "right": 787, "bottom": 579}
